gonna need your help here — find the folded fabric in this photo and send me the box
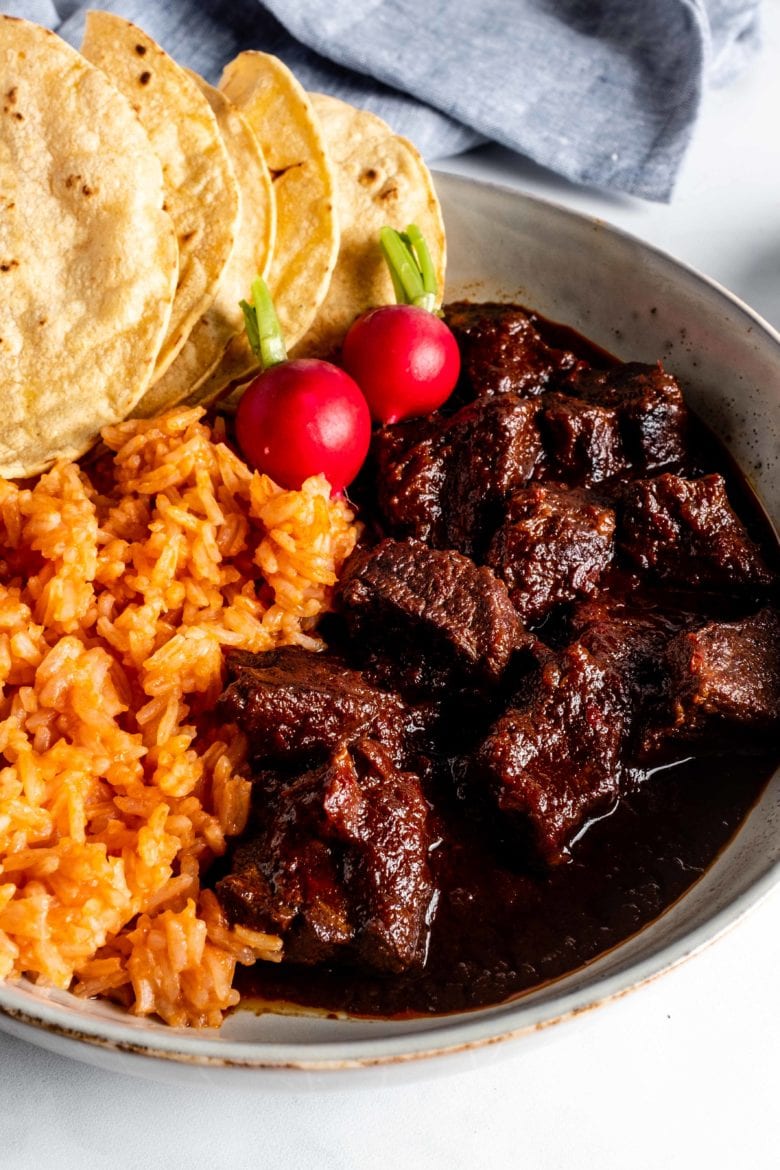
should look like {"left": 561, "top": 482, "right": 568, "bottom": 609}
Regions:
{"left": 2, "top": 0, "right": 761, "bottom": 202}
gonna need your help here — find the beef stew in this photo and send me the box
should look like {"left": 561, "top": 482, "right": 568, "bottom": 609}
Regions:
{"left": 213, "top": 302, "right": 780, "bottom": 1018}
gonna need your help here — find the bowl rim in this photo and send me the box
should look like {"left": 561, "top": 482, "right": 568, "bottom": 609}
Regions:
{"left": 1, "top": 172, "right": 778, "bottom": 1071}
{"left": 436, "top": 171, "right": 780, "bottom": 345}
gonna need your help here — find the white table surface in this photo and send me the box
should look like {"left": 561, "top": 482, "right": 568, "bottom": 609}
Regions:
{"left": 1, "top": 9, "right": 779, "bottom": 1170}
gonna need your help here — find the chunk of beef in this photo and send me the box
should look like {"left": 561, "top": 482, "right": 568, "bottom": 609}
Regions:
{"left": 442, "top": 394, "right": 542, "bottom": 556}
{"left": 667, "top": 608, "right": 780, "bottom": 731}
{"left": 538, "top": 392, "right": 627, "bottom": 485}
{"left": 571, "top": 596, "right": 680, "bottom": 698}
{"left": 445, "top": 301, "right": 580, "bottom": 400}
{"left": 218, "top": 646, "right": 419, "bottom": 765}
{"left": 619, "top": 473, "right": 775, "bottom": 589}
{"left": 569, "top": 597, "right": 685, "bottom": 747}
{"left": 643, "top": 609, "right": 780, "bottom": 755}
{"left": 474, "top": 642, "right": 630, "bottom": 865}
{"left": 372, "top": 414, "right": 450, "bottom": 546}
{"left": 372, "top": 393, "right": 542, "bottom": 556}
{"left": 560, "top": 362, "right": 688, "bottom": 470}
{"left": 337, "top": 537, "right": 535, "bottom": 699}
{"left": 217, "top": 740, "right": 435, "bottom": 973}
{"left": 486, "top": 484, "right": 615, "bottom": 624}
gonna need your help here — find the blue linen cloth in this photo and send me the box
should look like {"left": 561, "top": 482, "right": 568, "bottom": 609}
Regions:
{"left": 0, "top": 0, "right": 761, "bottom": 201}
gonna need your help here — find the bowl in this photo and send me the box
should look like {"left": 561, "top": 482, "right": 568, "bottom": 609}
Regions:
{"left": 1, "top": 172, "right": 778, "bottom": 1084}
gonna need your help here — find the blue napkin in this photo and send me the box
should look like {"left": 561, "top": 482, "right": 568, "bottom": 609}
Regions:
{"left": 1, "top": 0, "right": 760, "bottom": 202}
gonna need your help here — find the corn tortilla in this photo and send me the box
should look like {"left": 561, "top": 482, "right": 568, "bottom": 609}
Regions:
{"left": 0, "top": 16, "right": 178, "bottom": 478}
{"left": 82, "top": 12, "right": 240, "bottom": 381}
{"left": 135, "top": 75, "right": 276, "bottom": 417}
{"left": 294, "top": 93, "right": 446, "bottom": 359}
{"left": 213, "top": 50, "right": 339, "bottom": 395}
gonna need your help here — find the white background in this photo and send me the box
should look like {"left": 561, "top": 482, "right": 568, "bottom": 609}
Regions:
{"left": 1, "top": 6, "right": 779, "bottom": 1168}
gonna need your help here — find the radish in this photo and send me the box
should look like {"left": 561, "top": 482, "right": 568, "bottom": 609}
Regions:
{"left": 235, "top": 277, "right": 371, "bottom": 493}
{"left": 341, "top": 225, "right": 460, "bottom": 424}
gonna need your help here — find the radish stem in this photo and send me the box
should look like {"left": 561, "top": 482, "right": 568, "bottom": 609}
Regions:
{"left": 379, "top": 226, "right": 437, "bottom": 313}
{"left": 240, "top": 276, "right": 287, "bottom": 370}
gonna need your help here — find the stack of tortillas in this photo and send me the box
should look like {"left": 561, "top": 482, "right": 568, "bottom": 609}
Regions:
{"left": 0, "top": 12, "right": 445, "bottom": 478}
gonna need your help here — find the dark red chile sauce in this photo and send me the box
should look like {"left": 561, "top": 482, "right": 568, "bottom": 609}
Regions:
{"left": 228, "top": 309, "right": 779, "bottom": 1020}
{"left": 235, "top": 755, "right": 771, "bottom": 1018}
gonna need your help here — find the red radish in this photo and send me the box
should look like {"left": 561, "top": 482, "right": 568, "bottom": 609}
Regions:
{"left": 236, "top": 359, "right": 370, "bottom": 492}
{"left": 341, "top": 225, "right": 460, "bottom": 424}
{"left": 342, "top": 304, "right": 460, "bottom": 425}
{"left": 235, "top": 278, "right": 371, "bottom": 493}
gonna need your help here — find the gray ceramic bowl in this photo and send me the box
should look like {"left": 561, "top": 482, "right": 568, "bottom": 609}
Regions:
{"left": 1, "top": 173, "right": 778, "bottom": 1084}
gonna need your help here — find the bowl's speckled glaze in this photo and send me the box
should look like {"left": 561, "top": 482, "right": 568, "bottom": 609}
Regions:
{"left": 1, "top": 173, "right": 778, "bottom": 1084}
